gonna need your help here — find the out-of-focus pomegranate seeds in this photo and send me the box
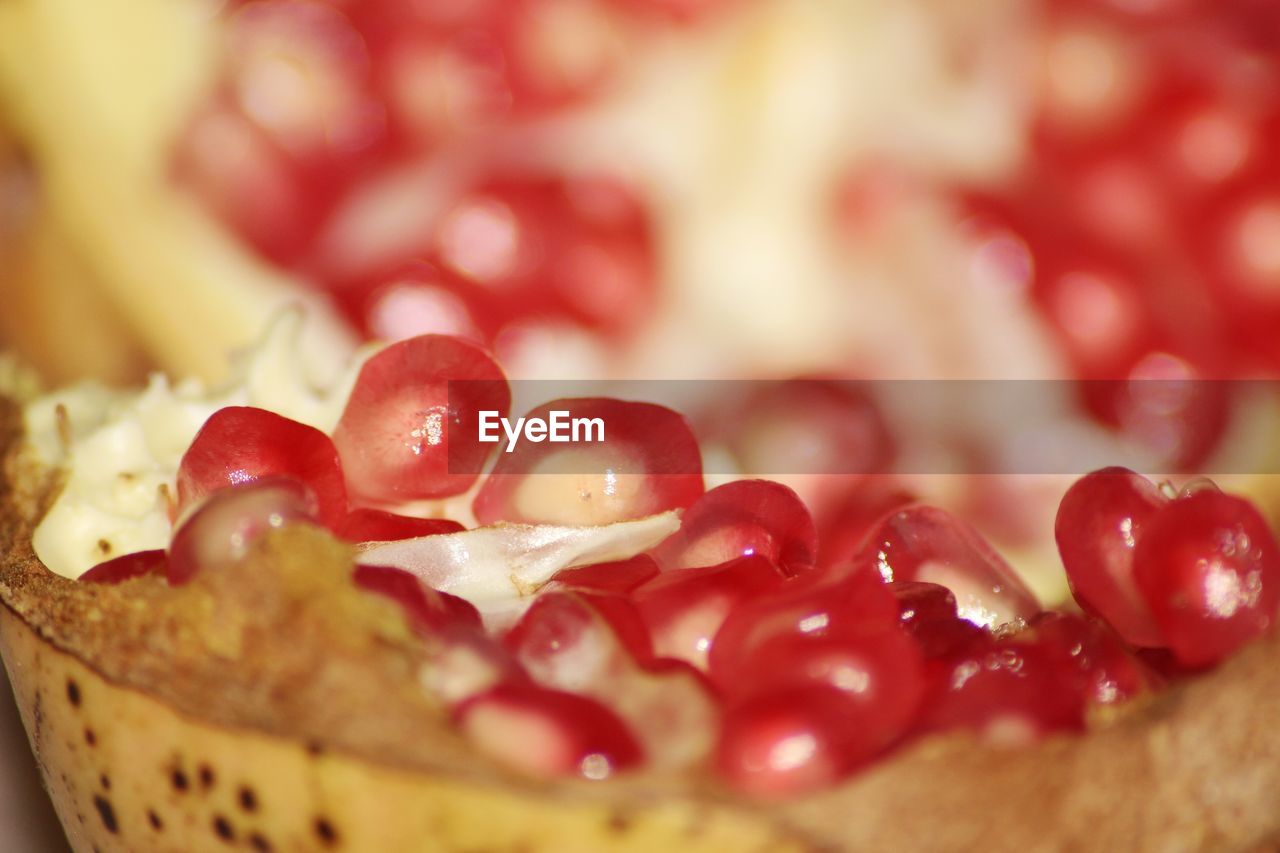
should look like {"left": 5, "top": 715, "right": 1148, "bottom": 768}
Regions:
{"left": 79, "top": 550, "right": 167, "bottom": 584}
{"left": 632, "top": 554, "right": 787, "bottom": 670}
{"left": 354, "top": 564, "right": 482, "bottom": 634}
{"left": 651, "top": 479, "right": 818, "bottom": 577}
{"left": 176, "top": 406, "right": 348, "bottom": 529}
{"left": 1133, "top": 490, "right": 1280, "bottom": 667}
{"left": 332, "top": 334, "right": 510, "bottom": 502}
{"left": 857, "top": 505, "right": 1040, "bottom": 630}
{"left": 420, "top": 626, "right": 530, "bottom": 708}
{"left": 337, "top": 508, "right": 464, "bottom": 543}
{"left": 167, "top": 478, "right": 321, "bottom": 585}
{"left": 455, "top": 682, "right": 643, "bottom": 780}
{"left": 716, "top": 380, "right": 894, "bottom": 479}
{"left": 472, "top": 398, "right": 703, "bottom": 526}
{"left": 1056, "top": 467, "right": 1167, "bottom": 647}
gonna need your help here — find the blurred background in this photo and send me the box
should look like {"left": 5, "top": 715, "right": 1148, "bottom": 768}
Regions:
{"left": 1, "top": 0, "right": 1278, "bottom": 847}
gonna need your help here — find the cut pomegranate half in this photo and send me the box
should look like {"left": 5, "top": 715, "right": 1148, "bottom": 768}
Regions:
{"left": 650, "top": 479, "right": 818, "bottom": 577}
{"left": 167, "top": 478, "right": 322, "bottom": 585}
{"left": 455, "top": 682, "right": 644, "bottom": 781}
{"left": 176, "top": 406, "right": 348, "bottom": 529}
{"left": 332, "top": 334, "right": 510, "bottom": 502}
{"left": 472, "top": 397, "right": 703, "bottom": 526}
{"left": 1056, "top": 467, "right": 1167, "bottom": 647}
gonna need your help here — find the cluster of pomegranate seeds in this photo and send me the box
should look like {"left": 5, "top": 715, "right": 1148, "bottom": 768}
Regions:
{"left": 922, "top": 2, "right": 1280, "bottom": 466}
{"left": 175, "top": 0, "right": 671, "bottom": 350}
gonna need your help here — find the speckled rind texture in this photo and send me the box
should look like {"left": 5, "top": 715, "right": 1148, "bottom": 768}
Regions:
{"left": 2, "top": 395, "right": 1280, "bottom": 852}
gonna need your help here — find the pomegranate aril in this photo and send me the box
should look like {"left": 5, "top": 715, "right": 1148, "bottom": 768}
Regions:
{"left": 503, "top": 591, "right": 645, "bottom": 689}
{"left": 549, "top": 554, "right": 660, "bottom": 595}
{"left": 503, "top": 591, "right": 714, "bottom": 769}
{"left": 815, "top": 478, "right": 918, "bottom": 569}
{"left": 472, "top": 398, "right": 703, "bottom": 526}
{"left": 456, "top": 682, "right": 643, "bottom": 780}
{"left": 1056, "top": 467, "right": 1168, "bottom": 647}
{"left": 332, "top": 334, "right": 510, "bottom": 502}
{"left": 730, "top": 627, "right": 926, "bottom": 754}
{"left": 337, "top": 508, "right": 464, "bottom": 543}
{"left": 167, "top": 478, "right": 321, "bottom": 585}
{"left": 354, "top": 564, "right": 482, "bottom": 634}
{"left": 708, "top": 567, "right": 900, "bottom": 687}
{"left": 651, "top": 479, "right": 817, "bottom": 577}
{"left": 718, "top": 379, "right": 894, "bottom": 478}
{"left": 176, "top": 406, "right": 347, "bottom": 529}
{"left": 918, "top": 640, "right": 1087, "bottom": 744}
{"left": 856, "top": 505, "right": 1040, "bottom": 630}
{"left": 1133, "top": 489, "right": 1280, "bottom": 667}
{"left": 632, "top": 554, "right": 787, "bottom": 670}
{"left": 1027, "top": 612, "right": 1151, "bottom": 706}
{"left": 715, "top": 684, "right": 870, "bottom": 798}
{"left": 890, "top": 581, "right": 989, "bottom": 660}
{"left": 79, "top": 550, "right": 167, "bottom": 584}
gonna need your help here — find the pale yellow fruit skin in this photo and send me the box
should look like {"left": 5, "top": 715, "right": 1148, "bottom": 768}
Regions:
{"left": 0, "top": 606, "right": 801, "bottom": 853}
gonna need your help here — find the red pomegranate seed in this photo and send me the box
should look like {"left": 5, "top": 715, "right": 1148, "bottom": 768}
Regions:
{"left": 632, "top": 554, "right": 787, "bottom": 670}
{"left": 337, "top": 508, "right": 464, "bottom": 543}
{"left": 176, "top": 406, "right": 347, "bottom": 529}
{"left": 354, "top": 564, "right": 482, "bottom": 634}
{"left": 815, "top": 478, "right": 918, "bottom": 569}
{"left": 549, "top": 554, "right": 660, "bottom": 595}
{"left": 708, "top": 568, "right": 900, "bottom": 687}
{"left": 332, "top": 335, "right": 510, "bottom": 502}
{"left": 472, "top": 398, "right": 703, "bottom": 526}
{"left": 504, "top": 591, "right": 651, "bottom": 688}
{"left": 918, "top": 639, "right": 1087, "bottom": 744}
{"left": 718, "top": 379, "right": 894, "bottom": 478}
{"left": 79, "top": 550, "right": 167, "bottom": 584}
{"left": 715, "top": 684, "right": 870, "bottom": 798}
{"left": 856, "top": 506, "right": 1040, "bottom": 629}
{"left": 1133, "top": 490, "right": 1280, "bottom": 667}
{"left": 167, "top": 478, "right": 321, "bottom": 585}
{"left": 455, "top": 683, "right": 643, "bottom": 780}
{"left": 1027, "top": 612, "right": 1151, "bottom": 706}
{"left": 732, "top": 627, "right": 926, "bottom": 753}
{"left": 1056, "top": 467, "right": 1167, "bottom": 647}
{"left": 890, "top": 581, "right": 989, "bottom": 660}
{"left": 650, "top": 480, "right": 818, "bottom": 577}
